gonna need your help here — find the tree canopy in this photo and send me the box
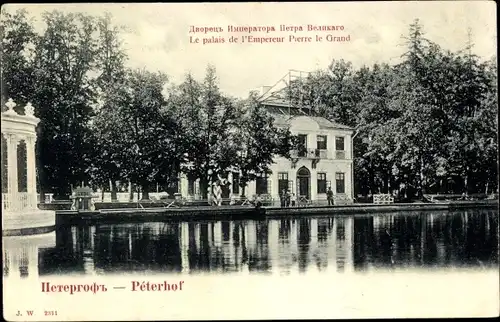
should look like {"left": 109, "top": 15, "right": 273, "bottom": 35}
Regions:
{"left": 2, "top": 11, "right": 497, "bottom": 201}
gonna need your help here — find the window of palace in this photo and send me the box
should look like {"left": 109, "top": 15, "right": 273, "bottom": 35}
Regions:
{"left": 317, "top": 135, "right": 327, "bottom": 150}
{"left": 297, "top": 134, "right": 308, "bottom": 157}
{"left": 317, "top": 172, "right": 327, "bottom": 194}
{"left": 336, "top": 172, "right": 345, "bottom": 194}
{"left": 335, "top": 136, "right": 345, "bottom": 159}
{"left": 256, "top": 173, "right": 269, "bottom": 195}
{"left": 278, "top": 172, "right": 289, "bottom": 193}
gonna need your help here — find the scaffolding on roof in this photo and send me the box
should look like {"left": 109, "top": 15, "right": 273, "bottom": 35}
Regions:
{"left": 257, "top": 69, "right": 323, "bottom": 116}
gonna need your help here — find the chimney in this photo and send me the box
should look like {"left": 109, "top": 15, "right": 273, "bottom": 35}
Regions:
{"left": 261, "top": 86, "right": 272, "bottom": 96}
{"left": 248, "top": 86, "right": 272, "bottom": 99}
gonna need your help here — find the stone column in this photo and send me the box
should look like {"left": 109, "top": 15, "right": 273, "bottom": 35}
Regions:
{"left": 310, "top": 170, "right": 317, "bottom": 202}
{"left": 26, "top": 136, "right": 37, "bottom": 209}
{"left": 6, "top": 134, "right": 18, "bottom": 211}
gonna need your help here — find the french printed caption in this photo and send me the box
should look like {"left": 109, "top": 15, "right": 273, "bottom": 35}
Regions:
{"left": 189, "top": 25, "right": 351, "bottom": 45}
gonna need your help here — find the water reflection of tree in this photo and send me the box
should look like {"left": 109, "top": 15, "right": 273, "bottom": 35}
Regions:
{"left": 353, "top": 210, "right": 499, "bottom": 270}
{"left": 39, "top": 226, "right": 82, "bottom": 275}
{"left": 353, "top": 217, "right": 373, "bottom": 271}
{"left": 36, "top": 209, "right": 498, "bottom": 275}
{"left": 248, "top": 220, "right": 271, "bottom": 273}
{"left": 297, "top": 218, "right": 311, "bottom": 273}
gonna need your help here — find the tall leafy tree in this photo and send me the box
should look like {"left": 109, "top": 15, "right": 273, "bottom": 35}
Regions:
{"left": 1, "top": 8, "right": 37, "bottom": 111}
{"left": 282, "top": 18, "right": 498, "bottom": 199}
{"left": 86, "top": 12, "right": 128, "bottom": 200}
{"left": 116, "top": 69, "right": 180, "bottom": 200}
{"left": 235, "top": 92, "right": 296, "bottom": 196}
{"left": 1, "top": 10, "right": 100, "bottom": 199}
{"left": 172, "top": 65, "right": 240, "bottom": 199}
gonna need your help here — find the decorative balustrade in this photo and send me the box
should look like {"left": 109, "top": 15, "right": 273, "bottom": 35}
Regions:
{"left": 289, "top": 149, "right": 350, "bottom": 160}
{"left": 291, "top": 148, "right": 328, "bottom": 159}
{"left": 2, "top": 192, "right": 37, "bottom": 212}
{"left": 373, "top": 194, "right": 394, "bottom": 204}
{"left": 333, "top": 194, "right": 354, "bottom": 205}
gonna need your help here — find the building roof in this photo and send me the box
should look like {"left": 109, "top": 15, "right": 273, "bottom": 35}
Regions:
{"left": 262, "top": 101, "right": 354, "bottom": 131}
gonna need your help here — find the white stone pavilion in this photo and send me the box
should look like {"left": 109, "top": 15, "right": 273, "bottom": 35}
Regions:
{"left": 1, "top": 98, "right": 55, "bottom": 235}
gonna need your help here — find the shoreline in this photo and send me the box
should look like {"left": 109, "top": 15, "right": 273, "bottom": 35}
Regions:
{"left": 54, "top": 200, "right": 499, "bottom": 225}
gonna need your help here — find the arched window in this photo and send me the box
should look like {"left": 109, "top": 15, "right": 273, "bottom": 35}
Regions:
{"left": 297, "top": 167, "right": 310, "bottom": 177}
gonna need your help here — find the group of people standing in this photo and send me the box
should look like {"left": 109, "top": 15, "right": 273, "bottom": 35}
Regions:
{"left": 280, "top": 189, "right": 297, "bottom": 208}
{"left": 279, "top": 187, "right": 336, "bottom": 207}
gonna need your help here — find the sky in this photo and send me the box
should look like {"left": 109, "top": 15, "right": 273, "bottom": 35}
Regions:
{"left": 2, "top": 1, "right": 497, "bottom": 98}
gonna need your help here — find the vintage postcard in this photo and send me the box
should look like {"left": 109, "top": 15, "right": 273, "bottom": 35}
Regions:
{"left": 1, "top": 1, "right": 498, "bottom": 321}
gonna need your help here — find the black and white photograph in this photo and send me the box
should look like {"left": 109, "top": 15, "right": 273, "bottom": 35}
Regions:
{"left": 1, "top": 1, "right": 498, "bottom": 320}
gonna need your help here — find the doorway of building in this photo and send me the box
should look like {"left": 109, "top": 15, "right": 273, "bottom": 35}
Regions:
{"left": 296, "top": 166, "right": 311, "bottom": 200}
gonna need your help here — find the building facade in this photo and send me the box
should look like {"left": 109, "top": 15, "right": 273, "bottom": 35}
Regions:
{"left": 178, "top": 93, "right": 355, "bottom": 205}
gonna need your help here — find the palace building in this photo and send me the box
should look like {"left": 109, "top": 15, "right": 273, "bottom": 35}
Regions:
{"left": 178, "top": 71, "right": 355, "bottom": 205}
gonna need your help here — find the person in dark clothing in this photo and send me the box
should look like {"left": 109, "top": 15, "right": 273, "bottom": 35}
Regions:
{"left": 327, "top": 187, "right": 334, "bottom": 206}
{"left": 280, "top": 189, "right": 287, "bottom": 208}
{"left": 284, "top": 190, "right": 291, "bottom": 207}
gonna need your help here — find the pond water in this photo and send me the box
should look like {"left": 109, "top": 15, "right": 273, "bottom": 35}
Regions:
{"left": 3, "top": 208, "right": 498, "bottom": 278}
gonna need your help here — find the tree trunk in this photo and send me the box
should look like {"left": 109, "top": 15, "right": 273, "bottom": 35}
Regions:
{"left": 368, "top": 165, "right": 375, "bottom": 196}
{"left": 101, "top": 187, "right": 105, "bottom": 202}
{"left": 463, "top": 166, "right": 469, "bottom": 195}
{"left": 200, "top": 178, "right": 209, "bottom": 200}
{"left": 54, "top": 184, "right": 71, "bottom": 200}
{"left": 128, "top": 181, "right": 133, "bottom": 202}
{"left": 387, "top": 169, "right": 392, "bottom": 195}
{"left": 110, "top": 179, "right": 117, "bottom": 202}
{"left": 384, "top": 171, "right": 389, "bottom": 194}
{"left": 141, "top": 183, "right": 150, "bottom": 200}
{"left": 419, "top": 157, "right": 425, "bottom": 199}
{"left": 240, "top": 183, "right": 247, "bottom": 198}
{"left": 485, "top": 181, "right": 489, "bottom": 195}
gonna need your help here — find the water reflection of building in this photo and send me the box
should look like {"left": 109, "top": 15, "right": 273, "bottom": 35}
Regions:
{"left": 334, "top": 217, "right": 354, "bottom": 273}
{"left": 33, "top": 218, "right": 357, "bottom": 276}
{"left": 29, "top": 210, "right": 498, "bottom": 276}
{"left": 2, "top": 231, "right": 56, "bottom": 280}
